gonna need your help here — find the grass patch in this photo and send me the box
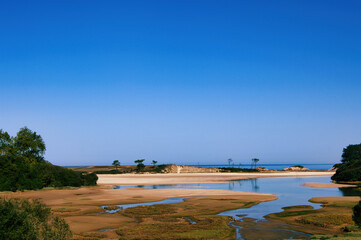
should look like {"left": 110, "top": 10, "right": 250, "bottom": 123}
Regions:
{"left": 52, "top": 207, "right": 80, "bottom": 213}
{"left": 282, "top": 205, "right": 313, "bottom": 210}
{"left": 328, "top": 202, "right": 359, "bottom": 208}
{"left": 132, "top": 195, "right": 143, "bottom": 198}
{"left": 296, "top": 215, "right": 354, "bottom": 227}
{"left": 120, "top": 204, "right": 177, "bottom": 218}
{"left": 103, "top": 205, "right": 121, "bottom": 211}
{"left": 274, "top": 209, "right": 317, "bottom": 218}
{"left": 73, "top": 232, "right": 107, "bottom": 240}
{"left": 116, "top": 215, "right": 234, "bottom": 239}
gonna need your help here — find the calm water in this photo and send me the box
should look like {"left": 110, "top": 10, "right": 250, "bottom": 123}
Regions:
{"left": 115, "top": 176, "right": 355, "bottom": 219}
{"left": 113, "top": 176, "right": 358, "bottom": 239}
{"left": 191, "top": 164, "right": 334, "bottom": 171}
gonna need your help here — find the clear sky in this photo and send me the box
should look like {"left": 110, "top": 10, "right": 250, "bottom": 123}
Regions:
{"left": 1, "top": 0, "right": 360, "bottom": 166}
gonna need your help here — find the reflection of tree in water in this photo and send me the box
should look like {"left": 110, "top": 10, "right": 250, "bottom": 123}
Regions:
{"left": 338, "top": 187, "right": 361, "bottom": 197}
{"left": 250, "top": 178, "right": 259, "bottom": 192}
{"left": 228, "top": 181, "right": 235, "bottom": 190}
{"left": 152, "top": 185, "right": 158, "bottom": 189}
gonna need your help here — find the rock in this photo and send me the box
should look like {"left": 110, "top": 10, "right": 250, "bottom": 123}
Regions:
{"left": 161, "top": 164, "right": 220, "bottom": 173}
{"left": 283, "top": 166, "right": 310, "bottom": 171}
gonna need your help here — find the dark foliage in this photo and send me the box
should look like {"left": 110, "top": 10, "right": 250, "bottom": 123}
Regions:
{"left": 135, "top": 159, "right": 145, "bottom": 172}
{"left": 0, "top": 127, "right": 97, "bottom": 192}
{"left": 220, "top": 167, "right": 259, "bottom": 173}
{"left": 353, "top": 201, "right": 361, "bottom": 227}
{"left": 94, "top": 164, "right": 168, "bottom": 174}
{"left": 332, "top": 144, "right": 361, "bottom": 182}
{"left": 291, "top": 165, "right": 305, "bottom": 168}
{"left": 0, "top": 198, "right": 72, "bottom": 240}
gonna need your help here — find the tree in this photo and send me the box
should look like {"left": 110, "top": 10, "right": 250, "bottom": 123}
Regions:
{"left": 0, "top": 127, "right": 98, "bottom": 192}
{"left": 0, "top": 198, "right": 72, "bottom": 240}
{"left": 152, "top": 160, "right": 157, "bottom": 166}
{"left": 0, "top": 129, "right": 13, "bottom": 156}
{"left": 112, "top": 160, "right": 120, "bottom": 170}
{"left": 353, "top": 201, "right": 361, "bottom": 227}
{"left": 135, "top": 159, "right": 145, "bottom": 172}
{"left": 252, "top": 158, "right": 260, "bottom": 168}
{"left": 13, "top": 127, "right": 46, "bottom": 163}
{"left": 332, "top": 144, "right": 361, "bottom": 182}
{"left": 227, "top": 158, "right": 233, "bottom": 168}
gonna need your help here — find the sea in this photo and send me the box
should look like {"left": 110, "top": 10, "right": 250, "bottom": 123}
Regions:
{"left": 189, "top": 163, "right": 335, "bottom": 171}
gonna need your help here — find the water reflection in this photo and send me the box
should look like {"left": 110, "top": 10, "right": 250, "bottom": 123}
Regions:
{"left": 114, "top": 177, "right": 360, "bottom": 240}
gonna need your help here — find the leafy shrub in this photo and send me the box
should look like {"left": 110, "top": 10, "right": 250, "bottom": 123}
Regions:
{"left": 220, "top": 167, "right": 259, "bottom": 173}
{"left": 353, "top": 201, "right": 361, "bottom": 227}
{"left": 291, "top": 165, "right": 304, "bottom": 168}
{"left": 0, "top": 127, "right": 97, "bottom": 192}
{"left": 0, "top": 198, "right": 72, "bottom": 240}
{"left": 332, "top": 144, "right": 361, "bottom": 182}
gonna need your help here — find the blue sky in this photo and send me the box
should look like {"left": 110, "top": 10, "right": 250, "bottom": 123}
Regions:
{"left": 1, "top": 1, "right": 360, "bottom": 166}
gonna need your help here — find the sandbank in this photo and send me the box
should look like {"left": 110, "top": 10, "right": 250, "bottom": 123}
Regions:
{"left": 310, "top": 196, "right": 361, "bottom": 203}
{"left": 0, "top": 185, "right": 276, "bottom": 234}
{"left": 97, "top": 171, "right": 334, "bottom": 185}
{"left": 303, "top": 182, "right": 357, "bottom": 188}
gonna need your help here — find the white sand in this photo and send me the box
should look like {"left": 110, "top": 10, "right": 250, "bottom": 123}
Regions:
{"left": 97, "top": 172, "right": 334, "bottom": 185}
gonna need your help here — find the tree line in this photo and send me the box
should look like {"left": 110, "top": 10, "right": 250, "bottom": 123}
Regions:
{"left": 332, "top": 143, "right": 361, "bottom": 182}
{"left": 0, "top": 127, "right": 97, "bottom": 192}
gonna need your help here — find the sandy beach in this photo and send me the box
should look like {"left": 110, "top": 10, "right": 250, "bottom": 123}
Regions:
{"left": 97, "top": 171, "right": 334, "bottom": 185}
{"left": 303, "top": 182, "right": 357, "bottom": 188}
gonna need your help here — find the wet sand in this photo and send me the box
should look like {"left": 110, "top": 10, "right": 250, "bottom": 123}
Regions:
{"left": 97, "top": 172, "right": 334, "bottom": 185}
{"left": 303, "top": 182, "right": 357, "bottom": 188}
{"left": 0, "top": 185, "right": 276, "bottom": 235}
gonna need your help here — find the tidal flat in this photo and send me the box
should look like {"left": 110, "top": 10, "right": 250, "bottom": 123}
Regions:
{"left": 1, "top": 173, "right": 360, "bottom": 240}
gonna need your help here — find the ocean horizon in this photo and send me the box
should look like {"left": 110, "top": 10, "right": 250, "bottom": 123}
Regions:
{"left": 65, "top": 163, "right": 335, "bottom": 171}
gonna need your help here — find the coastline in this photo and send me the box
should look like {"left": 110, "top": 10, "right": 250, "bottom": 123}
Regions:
{"left": 97, "top": 171, "right": 334, "bottom": 185}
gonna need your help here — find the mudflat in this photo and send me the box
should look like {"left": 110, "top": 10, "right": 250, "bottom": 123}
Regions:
{"left": 0, "top": 185, "right": 276, "bottom": 238}
{"left": 97, "top": 171, "right": 334, "bottom": 185}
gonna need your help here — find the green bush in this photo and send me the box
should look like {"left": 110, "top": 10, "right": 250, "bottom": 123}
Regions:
{"left": 0, "top": 198, "right": 72, "bottom": 240}
{"left": 353, "top": 201, "right": 361, "bottom": 227}
{"left": 220, "top": 167, "right": 259, "bottom": 173}
{"left": 0, "top": 127, "right": 97, "bottom": 192}
{"left": 332, "top": 144, "right": 361, "bottom": 182}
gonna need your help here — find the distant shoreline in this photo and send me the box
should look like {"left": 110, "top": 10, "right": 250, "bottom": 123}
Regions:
{"left": 97, "top": 172, "right": 334, "bottom": 185}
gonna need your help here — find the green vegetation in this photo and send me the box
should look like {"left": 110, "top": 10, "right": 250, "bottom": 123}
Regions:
{"left": 92, "top": 164, "right": 168, "bottom": 174}
{"left": 227, "top": 158, "right": 233, "bottom": 168}
{"left": 353, "top": 201, "right": 361, "bottom": 227}
{"left": 219, "top": 167, "right": 259, "bottom": 173}
{"left": 332, "top": 144, "right": 361, "bottom": 182}
{"left": 135, "top": 159, "right": 145, "bottom": 172}
{"left": 267, "top": 199, "right": 361, "bottom": 238}
{"left": 296, "top": 215, "right": 354, "bottom": 227}
{"left": 0, "top": 198, "right": 72, "bottom": 240}
{"left": 252, "top": 158, "right": 260, "bottom": 168}
{"left": 0, "top": 127, "right": 97, "bottom": 192}
{"left": 114, "top": 198, "right": 240, "bottom": 239}
{"left": 292, "top": 165, "right": 305, "bottom": 168}
{"left": 309, "top": 233, "right": 361, "bottom": 239}
{"left": 112, "top": 160, "right": 120, "bottom": 170}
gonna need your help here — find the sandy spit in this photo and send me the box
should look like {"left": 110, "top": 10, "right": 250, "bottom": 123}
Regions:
{"left": 303, "top": 182, "right": 357, "bottom": 188}
{"left": 97, "top": 172, "right": 334, "bottom": 185}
